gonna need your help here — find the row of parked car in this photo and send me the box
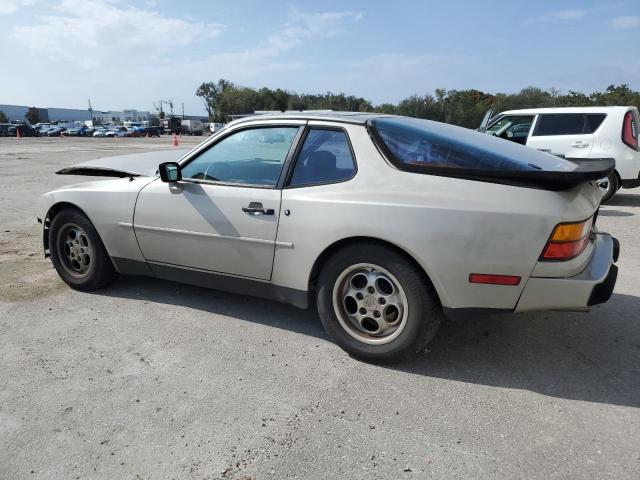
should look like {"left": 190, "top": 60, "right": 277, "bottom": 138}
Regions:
{"left": 42, "top": 124, "right": 163, "bottom": 138}
{"left": 88, "top": 126, "right": 162, "bottom": 137}
{"left": 0, "top": 123, "right": 164, "bottom": 138}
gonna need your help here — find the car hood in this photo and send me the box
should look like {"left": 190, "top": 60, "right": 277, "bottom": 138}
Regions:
{"left": 56, "top": 148, "right": 190, "bottom": 178}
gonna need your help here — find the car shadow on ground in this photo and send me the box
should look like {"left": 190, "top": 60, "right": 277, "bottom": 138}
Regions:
{"left": 606, "top": 193, "right": 640, "bottom": 208}
{"left": 97, "top": 277, "right": 640, "bottom": 408}
{"left": 97, "top": 275, "right": 328, "bottom": 339}
{"left": 598, "top": 209, "right": 634, "bottom": 217}
{"left": 395, "top": 293, "right": 640, "bottom": 408}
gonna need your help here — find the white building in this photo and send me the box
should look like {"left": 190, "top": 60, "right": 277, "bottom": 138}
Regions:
{"left": 90, "top": 109, "right": 151, "bottom": 124}
{"left": 0, "top": 104, "right": 151, "bottom": 124}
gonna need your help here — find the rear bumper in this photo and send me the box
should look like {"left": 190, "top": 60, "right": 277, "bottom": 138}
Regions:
{"left": 621, "top": 163, "right": 640, "bottom": 188}
{"left": 515, "top": 233, "right": 618, "bottom": 312}
{"left": 621, "top": 176, "right": 640, "bottom": 188}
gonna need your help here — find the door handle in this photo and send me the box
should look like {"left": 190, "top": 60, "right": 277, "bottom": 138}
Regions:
{"left": 242, "top": 202, "right": 274, "bottom": 216}
{"left": 571, "top": 142, "right": 590, "bottom": 148}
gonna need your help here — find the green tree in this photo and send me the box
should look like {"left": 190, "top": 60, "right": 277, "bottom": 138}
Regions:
{"left": 194, "top": 81, "right": 640, "bottom": 128}
{"left": 442, "top": 89, "right": 494, "bottom": 127}
{"left": 287, "top": 94, "right": 308, "bottom": 111}
{"left": 195, "top": 81, "right": 221, "bottom": 120}
{"left": 257, "top": 87, "right": 291, "bottom": 111}
{"left": 395, "top": 94, "right": 438, "bottom": 119}
{"left": 196, "top": 79, "right": 237, "bottom": 122}
{"left": 590, "top": 84, "right": 640, "bottom": 106}
{"left": 556, "top": 90, "right": 592, "bottom": 107}
{"left": 491, "top": 86, "right": 556, "bottom": 113}
{"left": 375, "top": 103, "right": 397, "bottom": 114}
{"left": 0, "top": 110, "right": 8, "bottom": 123}
{"left": 25, "top": 107, "right": 40, "bottom": 124}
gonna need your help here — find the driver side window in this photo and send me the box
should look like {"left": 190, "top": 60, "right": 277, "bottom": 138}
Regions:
{"left": 487, "top": 116, "right": 534, "bottom": 145}
{"left": 180, "top": 127, "right": 299, "bottom": 186}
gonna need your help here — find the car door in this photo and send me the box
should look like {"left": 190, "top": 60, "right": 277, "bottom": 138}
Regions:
{"left": 272, "top": 124, "right": 359, "bottom": 287}
{"left": 477, "top": 109, "right": 493, "bottom": 133}
{"left": 133, "top": 124, "right": 303, "bottom": 280}
{"left": 526, "top": 113, "right": 594, "bottom": 158}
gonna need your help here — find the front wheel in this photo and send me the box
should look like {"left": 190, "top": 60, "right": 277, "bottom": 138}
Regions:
{"left": 316, "top": 244, "right": 443, "bottom": 363}
{"left": 49, "top": 208, "right": 118, "bottom": 291}
{"left": 597, "top": 172, "right": 619, "bottom": 204}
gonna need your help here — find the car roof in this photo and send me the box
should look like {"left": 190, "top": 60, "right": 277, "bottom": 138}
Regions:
{"left": 228, "top": 111, "right": 393, "bottom": 127}
{"left": 499, "top": 106, "right": 634, "bottom": 115}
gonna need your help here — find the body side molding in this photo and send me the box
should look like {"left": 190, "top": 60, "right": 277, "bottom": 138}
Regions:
{"left": 110, "top": 257, "right": 308, "bottom": 309}
{"left": 131, "top": 223, "right": 294, "bottom": 248}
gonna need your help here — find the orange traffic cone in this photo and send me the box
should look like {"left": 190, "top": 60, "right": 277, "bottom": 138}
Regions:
{"left": 172, "top": 134, "right": 179, "bottom": 146}
{"left": 16, "top": 128, "right": 20, "bottom": 139}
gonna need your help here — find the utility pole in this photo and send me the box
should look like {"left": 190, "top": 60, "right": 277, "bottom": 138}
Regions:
{"left": 181, "top": 102, "right": 184, "bottom": 119}
{"left": 153, "top": 100, "right": 164, "bottom": 119}
{"left": 88, "top": 99, "right": 93, "bottom": 124}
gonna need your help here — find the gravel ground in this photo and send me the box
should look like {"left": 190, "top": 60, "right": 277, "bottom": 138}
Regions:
{"left": 1, "top": 137, "right": 639, "bottom": 480}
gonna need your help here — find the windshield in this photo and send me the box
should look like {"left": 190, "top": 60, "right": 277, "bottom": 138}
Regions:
{"left": 370, "top": 117, "right": 574, "bottom": 172}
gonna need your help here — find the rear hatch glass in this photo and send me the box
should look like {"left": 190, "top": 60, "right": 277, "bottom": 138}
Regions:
{"left": 368, "top": 117, "right": 613, "bottom": 190}
{"left": 370, "top": 117, "right": 573, "bottom": 171}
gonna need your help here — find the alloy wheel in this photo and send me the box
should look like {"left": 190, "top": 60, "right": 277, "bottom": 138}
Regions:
{"left": 332, "top": 263, "right": 409, "bottom": 345}
{"left": 57, "top": 223, "right": 92, "bottom": 277}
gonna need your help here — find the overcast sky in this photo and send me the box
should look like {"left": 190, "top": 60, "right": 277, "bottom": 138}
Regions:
{"left": 1, "top": 0, "right": 639, "bottom": 115}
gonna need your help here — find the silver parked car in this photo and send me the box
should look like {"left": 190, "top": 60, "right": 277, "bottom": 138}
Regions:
{"left": 38, "top": 112, "right": 619, "bottom": 362}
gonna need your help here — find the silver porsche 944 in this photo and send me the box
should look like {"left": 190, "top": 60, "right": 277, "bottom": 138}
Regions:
{"left": 38, "top": 112, "right": 620, "bottom": 362}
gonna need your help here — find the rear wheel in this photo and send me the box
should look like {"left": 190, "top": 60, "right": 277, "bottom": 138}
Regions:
{"left": 597, "top": 172, "right": 619, "bottom": 204}
{"left": 49, "top": 208, "right": 118, "bottom": 291}
{"left": 316, "top": 243, "right": 443, "bottom": 363}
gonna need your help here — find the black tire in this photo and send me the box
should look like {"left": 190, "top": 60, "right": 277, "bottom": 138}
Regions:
{"left": 316, "top": 243, "right": 443, "bottom": 363}
{"left": 600, "top": 172, "right": 619, "bottom": 204}
{"left": 49, "top": 208, "right": 118, "bottom": 291}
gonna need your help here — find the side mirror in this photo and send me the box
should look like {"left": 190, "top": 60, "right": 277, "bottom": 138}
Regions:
{"left": 159, "top": 162, "right": 182, "bottom": 182}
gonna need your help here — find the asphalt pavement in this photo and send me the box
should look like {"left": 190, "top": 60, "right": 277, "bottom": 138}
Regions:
{"left": 1, "top": 137, "right": 639, "bottom": 479}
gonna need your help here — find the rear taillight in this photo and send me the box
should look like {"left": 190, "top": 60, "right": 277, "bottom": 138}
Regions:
{"left": 540, "top": 217, "right": 593, "bottom": 261}
{"left": 622, "top": 111, "right": 639, "bottom": 150}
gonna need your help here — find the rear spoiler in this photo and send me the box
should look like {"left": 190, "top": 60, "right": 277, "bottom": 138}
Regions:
{"left": 395, "top": 158, "right": 614, "bottom": 191}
